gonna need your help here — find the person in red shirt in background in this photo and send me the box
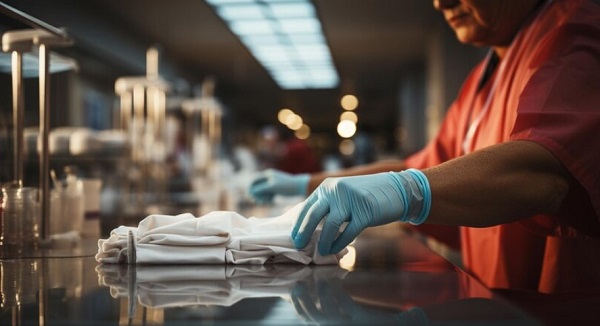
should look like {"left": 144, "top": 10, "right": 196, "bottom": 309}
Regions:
{"left": 275, "top": 127, "right": 321, "bottom": 175}
{"left": 250, "top": 0, "right": 600, "bottom": 293}
{"left": 252, "top": 125, "right": 321, "bottom": 203}
{"left": 255, "top": 125, "right": 320, "bottom": 175}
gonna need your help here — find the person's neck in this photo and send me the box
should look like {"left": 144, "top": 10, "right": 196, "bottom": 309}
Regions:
{"left": 493, "top": 46, "right": 509, "bottom": 59}
{"left": 493, "top": 0, "right": 549, "bottom": 59}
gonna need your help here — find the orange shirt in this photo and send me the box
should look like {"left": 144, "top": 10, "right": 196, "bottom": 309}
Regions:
{"left": 405, "top": 0, "right": 600, "bottom": 293}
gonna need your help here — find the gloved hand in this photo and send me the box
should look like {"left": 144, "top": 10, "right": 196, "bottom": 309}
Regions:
{"left": 291, "top": 169, "right": 431, "bottom": 256}
{"left": 248, "top": 169, "right": 310, "bottom": 203}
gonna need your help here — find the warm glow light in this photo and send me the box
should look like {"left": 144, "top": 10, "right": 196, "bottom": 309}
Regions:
{"left": 340, "top": 111, "right": 358, "bottom": 123}
{"left": 340, "top": 94, "right": 359, "bottom": 110}
{"left": 337, "top": 120, "right": 356, "bottom": 138}
{"left": 284, "top": 113, "right": 303, "bottom": 130}
{"left": 295, "top": 124, "right": 311, "bottom": 139}
{"left": 288, "top": 115, "right": 304, "bottom": 130}
{"left": 277, "top": 108, "right": 294, "bottom": 124}
{"left": 339, "top": 245, "right": 356, "bottom": 271}
{"left": 339, "top": 139, "right": 355, "bottom": 155}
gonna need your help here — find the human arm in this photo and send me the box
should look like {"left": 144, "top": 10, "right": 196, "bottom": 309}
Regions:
{"left": 423, "top": 140, "right": 569, "bottom": 227}
{"left": 248, "top": 160, "right": 406, "bottom": 202}
{"left": 293, "top": 140, "right": 571, "bottom": 255}
{"left": 307, "top": 159, "right": 407, "bottom": 193}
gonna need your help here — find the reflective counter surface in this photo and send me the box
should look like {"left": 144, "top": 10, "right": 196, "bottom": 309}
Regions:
{"left": 1, "top": 224, "right": 598, "bottom": 325}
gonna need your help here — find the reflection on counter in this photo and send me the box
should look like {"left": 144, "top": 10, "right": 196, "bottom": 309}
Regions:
{"left": 1, "top": 229, "right": 548, "bottom": 326}
{"left": 96, "top": 264, "right": 345, "bottom": 312}
{"left": 95, "top": 263, "right": 542, "bottom": 326}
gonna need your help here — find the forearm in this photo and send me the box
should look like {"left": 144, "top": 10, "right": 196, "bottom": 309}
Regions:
{"left": 308, "top": 159, "right": 406, "bottom": 193}
{"left": 422, "top": 140, "right": 570, "bottom": 227}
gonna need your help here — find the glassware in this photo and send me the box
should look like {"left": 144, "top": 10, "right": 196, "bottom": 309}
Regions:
{"left": 0, "top": 184, "right": 40, "bottom": 256}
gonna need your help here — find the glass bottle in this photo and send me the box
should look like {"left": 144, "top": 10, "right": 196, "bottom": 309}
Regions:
{"left": 1, "top": 184, "right": 39, "bottom": 255}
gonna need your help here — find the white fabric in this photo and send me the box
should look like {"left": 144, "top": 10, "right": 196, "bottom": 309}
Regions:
{"left": 96, "top": 203, "right": 347, "bottom": 265}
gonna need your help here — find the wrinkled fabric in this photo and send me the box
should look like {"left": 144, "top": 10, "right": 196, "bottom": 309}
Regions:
{"left": 96, "top": 203, "right": 347, "bottom": 265}
{"left": 405, "top": 0, "right": 600, "bottom": 292}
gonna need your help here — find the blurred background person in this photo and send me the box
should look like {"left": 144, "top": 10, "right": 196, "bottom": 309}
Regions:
{"left": 255, "top": 125, "right": 320, "bottom": 174}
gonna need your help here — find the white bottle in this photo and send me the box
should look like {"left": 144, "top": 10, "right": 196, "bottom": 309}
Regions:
{"left": 63, "top": 167, "right": 84, "bottom": 236}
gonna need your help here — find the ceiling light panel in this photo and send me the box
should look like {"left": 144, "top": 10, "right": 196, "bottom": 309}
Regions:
{"left": 205, "top": 0, "right": 254, "bottom": 5}
{"left": 206, "top": 0, "right": 339, "bottom": 89}
{"left": 217, "top": 5, "right": 267, "bottom": 20}
{"left": 268, "top": 3, "right": 315, "bottom": 18}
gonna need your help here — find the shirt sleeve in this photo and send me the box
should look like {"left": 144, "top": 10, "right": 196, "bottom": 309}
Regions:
{"left": 510, "top": 22, "right": 600, "bottom": 222}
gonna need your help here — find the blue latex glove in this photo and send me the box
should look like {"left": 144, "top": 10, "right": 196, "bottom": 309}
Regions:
{"left": 249, "top": 169, "right": 310, "bottom": 203}
{"left": 291, "top": 169, "right": 431, "bottom": 256}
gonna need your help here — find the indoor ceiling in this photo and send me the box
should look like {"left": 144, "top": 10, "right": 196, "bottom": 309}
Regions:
{"left": 1, "top": 0, "right": 444, "bottom": 136}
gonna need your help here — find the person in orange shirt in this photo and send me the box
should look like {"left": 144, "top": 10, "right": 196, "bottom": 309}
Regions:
{"left": 249, "top": 0, "right": 600, "bottom": 293}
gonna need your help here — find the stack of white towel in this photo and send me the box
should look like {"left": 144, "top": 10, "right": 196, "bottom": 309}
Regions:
{"left": 96, "top": 203, "right": 346, "bottom": 265}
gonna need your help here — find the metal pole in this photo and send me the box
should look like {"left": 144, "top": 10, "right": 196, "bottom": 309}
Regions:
{"left": 120, "top": 92, "right": 132, "bottom": 132}
{"left": 133, "top": 85, "right": 145, "bottom": 163}
{"left": 133, "top": 85, "right": 145, "bottom": 208}
{"left": 38, "top": 44, "right": 51, "bottom": 242}
{"left": 11, "top": 51, "right": 24, "bottom": 186}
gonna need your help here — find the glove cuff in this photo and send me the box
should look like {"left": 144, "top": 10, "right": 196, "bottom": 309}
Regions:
{"left": 390, "top": 169, "right": 431, "bottom": 225}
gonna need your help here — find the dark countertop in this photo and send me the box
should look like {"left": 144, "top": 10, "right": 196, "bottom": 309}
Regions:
{"left": 1, "top": 223, "right": 598, "bottom": 325}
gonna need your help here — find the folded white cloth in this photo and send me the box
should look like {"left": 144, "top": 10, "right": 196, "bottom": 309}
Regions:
{"left": 96, "top": 203, "right": 347, "bottom": 265}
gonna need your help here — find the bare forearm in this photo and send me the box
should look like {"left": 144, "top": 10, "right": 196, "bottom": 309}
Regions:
{"left": 423, "top": 140, "right": 570, "bottom": 227}
{"left": 307, "top": 159, "right": 406, "bottom": 193}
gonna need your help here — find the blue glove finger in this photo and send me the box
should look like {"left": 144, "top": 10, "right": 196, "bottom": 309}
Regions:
{"left": 249, "top": 174, "right": 268, "bottom": 187}
{"left": 250, "top": 190, "right": 274, "bottom": 204}
{"left": 291, "top": 193, "right": 317, "bottom": 239}
{"left": 249, "top": 179, "right": 272, "bottom": 198}
{"left": 290, "top": 283, "right": 324, "bottom": 321}
{"left": 292, "top": 196, "right": 330, "bottom": 249}
{"left": 329, "top": 220, "right": 363, "bottom": 255}
{"left": 253, "top": 194, "right": 274, "bottom": 204}
{"left": 317, "top": 204, "right": 348, "bottom": 256}
{"left": 317, "top": 281, "right": 343, "bottom": 316}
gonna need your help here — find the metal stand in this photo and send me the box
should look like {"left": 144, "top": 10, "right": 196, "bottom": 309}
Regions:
{"left": 2, "top": 24, "right": 72, "bottom": 244}
{"left": 115, "top": 75, "right": 170, "bottom": 215}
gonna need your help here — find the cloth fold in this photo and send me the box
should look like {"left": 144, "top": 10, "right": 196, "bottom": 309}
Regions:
{"left": 96, "top": 203, "right": 347, "bottom": 265}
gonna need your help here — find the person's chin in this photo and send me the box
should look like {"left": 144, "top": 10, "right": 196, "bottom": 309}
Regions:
{"left": 453, "top": 28, "right": 479, "bottom": 45}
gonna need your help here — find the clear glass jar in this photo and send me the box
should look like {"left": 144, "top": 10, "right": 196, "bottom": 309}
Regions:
{"left": 0, "top": 185, "right": 40, "bottom": 255}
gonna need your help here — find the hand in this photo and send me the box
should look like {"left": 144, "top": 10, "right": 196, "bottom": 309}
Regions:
{"left": 248, "top": 169, "right": 310, "bottom": 203}
{"left": 291, "top": 169, "right": 431, "bottom": 255}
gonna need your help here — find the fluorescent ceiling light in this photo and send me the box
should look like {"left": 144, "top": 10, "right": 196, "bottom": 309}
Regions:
{"left": 240, "top": 34, "right": 283, "bottom": 46}
{"left": 294, "top": 44, "right": 331, "bottom": 61}
{"left": 229, "top": 20, "right": 277, "bottom": 35}
{"left": 287, "top": 33, "right": 324, "bottom": 45}
{"left": 261, "top": 0, "right": 304, "bottom": 2}
{"left": 277, "top": 17, "right": 321, "bottom": 34}
{"left": 206, "top": 0, "right": 339, "bottom": 89}
{"left": 250, "top": 45, "right": 295, "bottom": 62}
{"left": 205, "top": 0, "right": 253, "bottom": 5}
{"left": 268, "top": 3, "right": 315, "bottom": 18}
{"left": 217, "top": 5, "right": 266, "bottom": 20}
